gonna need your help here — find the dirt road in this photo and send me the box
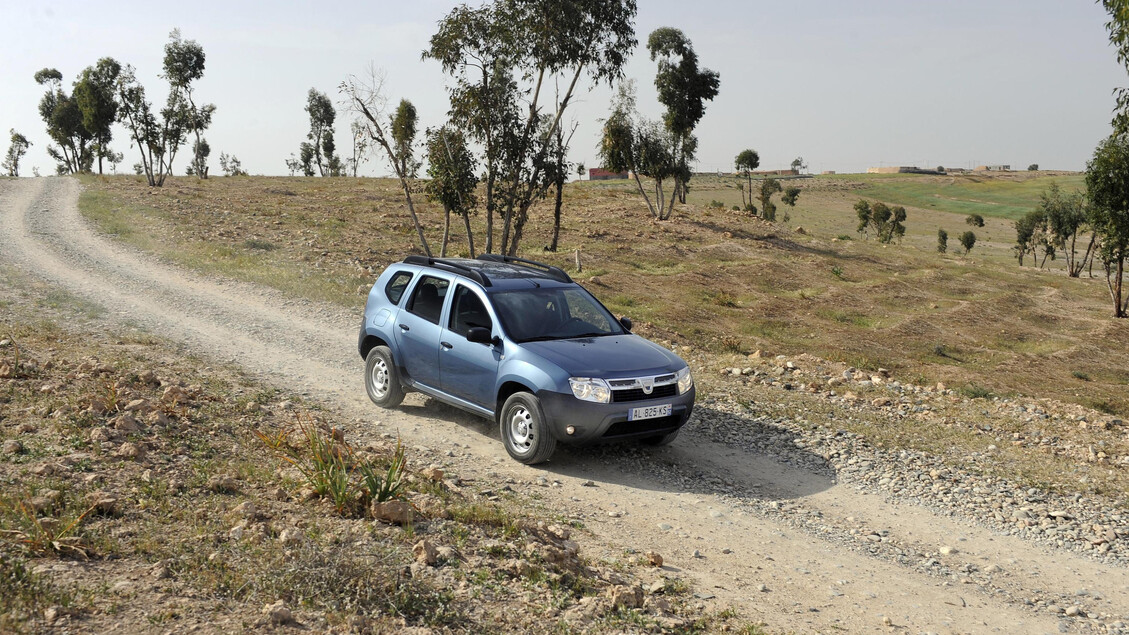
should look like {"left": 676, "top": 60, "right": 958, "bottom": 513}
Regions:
{"left": 2, "top": 177, "right": 1125, "bottom": 633}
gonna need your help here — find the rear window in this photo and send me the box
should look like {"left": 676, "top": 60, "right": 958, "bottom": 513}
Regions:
{"left": 385, "top": 271, "right": 413, "bottom": 305}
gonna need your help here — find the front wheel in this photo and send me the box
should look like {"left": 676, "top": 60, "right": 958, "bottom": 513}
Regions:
{"left": 365, "top": 346, "right": 404, "bottom": 408}
{"left": 499, "top": 392, "right": 557, "bottom": 465}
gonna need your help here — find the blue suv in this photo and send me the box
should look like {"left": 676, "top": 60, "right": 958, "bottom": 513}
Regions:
{"left": 358, "top": 255, "right": 695, "bottom": 464}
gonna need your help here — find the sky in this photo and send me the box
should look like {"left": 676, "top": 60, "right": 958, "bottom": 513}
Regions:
{"left": 1, "top": 0, "right": 1124, "bottom": 177}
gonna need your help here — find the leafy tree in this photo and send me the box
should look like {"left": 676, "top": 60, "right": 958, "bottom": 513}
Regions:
{"left": 936, "top": 165, "right": 946, "bottom": 173}
{"left": 428, "top": 0, "right": 638, "bottom": 255}
{"left": 576, "top": 162, "right": 585, "bottom": 180}
{"left": 342, "top": 72, "right": 432, "bottom": 255}
{"left": 1103, "top": 0, "right": 1129, "bottom": 134}
{"left": 781, "top": 186, "right": 800, "bottom": 207}
{"left": 426, "top": 126, "right": 479, "bottom": 257}
{"left": 1028, "top": 163, "right": 1039, "bottom": 171}
{"left": 937, "top": 228, "right": 948, "bottom": 253}
{"left": 2, "top": 130, "right": 31, "bottom": 176}
{"left": 757, "top": 178, "right": 782, "bottom": 221}
{"left": 346, "top": 120, "right": 368, "bottom": 177}
{"left": 218, "top": 152, "right": 247, "bottom": 176}
{"left": 734, "top": 149, "right": 759, "bottom": 211}
{"left": 164, "top": 30, "right": 215, "bottom": 179}
{"left": 73, "top": 57, "right": 121, "bottom": 174}
{"left": 1085, "top": 134, "right": 1129, "bottom": 317}
{"left": 1039, "top": 183, "right": 1095, "bottom": 277}
{"left": 598, "top": 81, "right": 677, "bottom": 219}
{"left": 303, "top": 89, "right": 340, "bottom": 177}
{"left": 966, "top": 214, "right": 984, "bottom": 227}
{"left": 959, "top": 230, "right": 977, "bottom": 254}
{"left": 854, "top": 199, "right": 872, "bottom": 238}
{"left": 790, "top": 156, "right": 806, "bottom": 173}
{"left": 1013, "top": 208, "right": 1056, "bottom": 268}
{"left": 1013, "top": 211, "right": 1039, "bottom": 266}
{"left": 34, "top": 68, "right": 92, "bottom": 174}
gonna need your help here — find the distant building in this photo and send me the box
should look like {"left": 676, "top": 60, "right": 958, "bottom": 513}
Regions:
{"left": 974, "top": 164, "right": 1011, "bottom": 171}
{"left": 821, "top": 170, "right": 836, "bottom": 175}
{"left": 588, "top": 167, "right": 629, "bottom": 180}
{"left": 751, "top": 169, "right": 799, "bottom": 177}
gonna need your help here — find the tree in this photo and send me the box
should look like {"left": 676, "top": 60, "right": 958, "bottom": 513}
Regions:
{"left": 790, "top": 156, "right": 806, "bottom": 173}
{"left": 346, "top": 120, "right": 368, "bottom": 177}
{"left": 1028, "top": 163, "right": 1039, "bottom": 171}
{"left": 757, "top": 178, "right": 782, "bottom": 221}
{"left": 854, "top": 199, "right": 905, "bottom": 243}
{"left": 966, "top": 214, "right": 984, "bottom": 227}
{"left": 2, "top": 130, "right": 31, "bottom": 176}
{"left": 342, "top": 69, "right": 432, "bottom": 255}
{"left": 781, "top": 186, "right": 800, "bottom": 207}
{"left": 1103, "top": 0, "right": 1129, "bottom": 134}
{"left": 73, "top": 57, "right": 121, "bottom": 174}
{"left": 303, "top": 89, "right": 340, "bottom": 177}
{"left": 1013, "top": 212, "right": 1037, "bottom": 266}
{"left": 429, "top": 0, "right": 638, "bottom": 255}
{"left": 734, "top": 149, "right": 759, "bottom": 211}
{"left": 937, "top": 228, "right": 948, "bottom": 253}
{"left": 855, "top": 199, "right": 872, "bottom": 238}
{"left": 1040, "top": 183, "right": 1096, "bottom": 277}
{"left": 576, "top": 162, "right": 585, "bottom": 180}
{"left": 218, "top": 152, "right": 247, "bottom": 176}
{"left": 426, "top": 126, "right": 479, "bottom": 257}
{"left": 1085, "top": 134, "right": 1129, "bottom": 317}
{"left": 959, "top": 230, "right": 977, "bottom": 254}
{"left": 546, "top": 121, "right": 577, "bottom": 252}
{"left": 598, "top": 81, "right": 677, "bottom": 220}
{"left": 34, "top": 68, "right": 92, "bottom": 174}
{"left": 164, "top": 30, "right": 216, "bottom": 180}
{"left": 1014, "top": 208, "right": 1056, "bottom": 268}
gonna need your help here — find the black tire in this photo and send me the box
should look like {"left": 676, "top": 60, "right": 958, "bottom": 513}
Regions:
{"left": 364, "top": 346, "right": 404, "bottom": 408}
{"left": 499, "top": 392, "right": 557, "bottom": 465}
{"left": 640, "top": 428, "right": 680, "bottom": 447}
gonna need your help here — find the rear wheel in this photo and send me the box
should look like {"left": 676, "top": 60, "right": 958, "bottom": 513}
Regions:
{"left": 499, "top": 392, "right": 557, "bottom": 465}
{"left": 640, "top": 428, "right": 680, "bottom": 447}
{"left": 365, "top": 346, "right": 404, "bottom": 408}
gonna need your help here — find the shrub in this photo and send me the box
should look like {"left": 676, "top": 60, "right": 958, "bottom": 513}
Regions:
{"left": 708, "top": 199, "right": 725, "bottom": 209}
{"left": 1072, "top": 370, "right": 1091, "bottom": 381}
{"left": 831, "top": 266, "right": 844, "bottom": 279}
{"left": 960, "top": 384, "right": 993, "bottom": 399}
{"left": 1028, "top": 163, "right": 1039, "bottom": 171}
{"left": 966, "top": 214, "right": 984, "bottom": 227}
{"left": 959, "top": 230, "right": 977, "bottom": 254}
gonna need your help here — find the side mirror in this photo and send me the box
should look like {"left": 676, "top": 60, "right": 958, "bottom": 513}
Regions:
{"left": 467, "top": 327, "right": 494, "bottom": 344}
{"left": 619, "top": 316, "right": 633, "bottom": 332}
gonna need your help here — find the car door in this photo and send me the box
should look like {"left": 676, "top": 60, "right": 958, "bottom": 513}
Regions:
{"left": 394, "top": 274, "right": 450, "bottom": 389}
{"left": 439, "top": 284, "right": 501, "bottom": 409}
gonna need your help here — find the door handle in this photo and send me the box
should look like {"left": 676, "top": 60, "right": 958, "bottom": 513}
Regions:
{"left": 440, "top": 341, "right": 453, "bottom": 350}
{"left": 398, "top": 324, "right": 410, "bottom": 331}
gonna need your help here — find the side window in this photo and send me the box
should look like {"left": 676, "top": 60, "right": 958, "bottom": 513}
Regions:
{"left": 405, "top": 276, "right": 449, "bottom": 324}
{"left": 562, "top": 289, "right": 612, "bottom": 331}
{"left": 448, "top": 285, "right": 492, "bottom": 337}
{"left": 385, "top": 271, "right": 413, "bottom": 305}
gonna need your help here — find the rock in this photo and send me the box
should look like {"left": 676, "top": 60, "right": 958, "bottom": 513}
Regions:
{"left": 372, "top": 500, "right": 413, "bottom": 525}
{"left": 420, "top": 466, "right": 444, "bottom": 482}
{"left": 939, "top": 545, "right": 957, "bottom": 556}
{"left": 232, "top": 501, "right": 258, "bottom": 519}
{"left": 87, "top": 491, "right": 120, "bottom": 516}
{"left": 657, "top": 523, "right": 673, "bottom": 531}
{"left": 162, "top": 385, "right": 189, "bottom": 404}
{"left": 936, "top": 382, "right": 946, "bottom": 391}
{"left": 843, "top": 391, "right": 859, "bottom": 401}
{"left": 244, "top": 401, "right": 261, "bottom": 413}
{"left": 757, "top": 583, "right": 769, "bottom": 592}
{"left": 413, "top": 539, "right": 438, "bottom": 565}
{"left": 1064, "top": 606, "right": 1083, "bottom": 617}
{"left": 262, "top": 600, "right": 294, "bottom": 625}
{"left": 44, "top": 606, "right": 64, "bottom": 624}
{"left": 208, "top": 474, "right": 239, "bottom": 493}
{"left": 0, "top": 364, "right": 11, "bottom": 379}
{"left": 112, "top": 414, "right": 141, "bottom": 433}
{"left": 278, "top": 529, "right": 303, "bottom": 546}
{"left": 89, "top": 427, "right": 116, "bottom": 443}
{"left": 607, "top": 585, "right": 643, "bottom": 609}
{"left": 692, "top": 549, "right": 703, "bottom": 558}
{"left": 505, "top": 558, "right": 534, "bottom": 577}
{"left": 116, "top": 442, "right": 145, "bottom": 460}
{"left": 123, "top": 398, "right": 151, "bottom": 413}
{"left": 30, "top": 492, "right": 62, "bottom": 514}
{"left": 871, "top": 397, "right": 891, "bottom": 407}
{"left": 146, "top": 410, "right": 171, "bottom": 426}
{"left": 877, "top": 368, "right": 890, "bottom": 377}
{"left": 645, "top": 551, "right": 664, "bottom": 567}
{"left": 649, "top": 579, "right": 666, "bottom": 594}
{"left": 137, "top": 370, "right": 159, "bottom": 385}
{"left": 2, "top": 439, "right": 23, "bottom": 455}
{"left": 644, "top": 595, "right": 671, "bottom": 614}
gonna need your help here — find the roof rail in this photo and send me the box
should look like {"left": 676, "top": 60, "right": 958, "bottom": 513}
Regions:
{"left": 476, "top": 254, "right": 572, "bottom": 283}
{"left": 403, "top": 255, "right": 491, "bottom": 287}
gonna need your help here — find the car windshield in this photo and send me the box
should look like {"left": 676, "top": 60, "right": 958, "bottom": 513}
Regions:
{"left": 491, "top": 287, "right": 624, "bottom": 343}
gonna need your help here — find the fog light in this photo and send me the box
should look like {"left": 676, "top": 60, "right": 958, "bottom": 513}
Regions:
{"left": 566, "top": 425, "right": 576, "bottom": 435}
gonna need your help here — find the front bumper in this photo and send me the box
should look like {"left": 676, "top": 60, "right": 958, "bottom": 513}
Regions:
{"left": 537, "top": 385, "right": 695, "bottom": 444}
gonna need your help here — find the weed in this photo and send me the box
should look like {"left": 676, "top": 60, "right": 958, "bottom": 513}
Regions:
{"left": 708, "top": 199, "right": 726, "bottom": 208}
{"left": 357, "top": 438, "right": 407, "bottom": 504}
{"left": 831, "top": 265, "right": 844, "bottom": 279}
{"left": 960, "top": 384, "right": 993, "bottom": 400}
{"left": 836, "top": 234, "right": 853, "bottom": 241}
{"left": 243, "top": 239, "right": 277, "bottom": 251}
{"left": 0, "top": 551, "right": 75, "bottom": 631}
{"left": 709, "top": 291, "right": 739, "bottom": 308}
{"left": 0, "top": 496, "right": 98, "bottom": 558}
{"left": 1072, "top": 370, "right": 1091, "bottom": 381}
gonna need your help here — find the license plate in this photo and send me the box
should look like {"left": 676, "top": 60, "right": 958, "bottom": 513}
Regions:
{"left": 628, "top": 403, "right": 672, "bottom": 421}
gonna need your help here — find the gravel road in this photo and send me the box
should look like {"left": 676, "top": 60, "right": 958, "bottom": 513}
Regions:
{"left": 2, "top": 177, "right": 1127, "bottom": 634}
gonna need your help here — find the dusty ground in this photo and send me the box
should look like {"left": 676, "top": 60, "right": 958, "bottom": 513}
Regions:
{"left": 2, "top": 177, "right": 1128, "bottom": 632}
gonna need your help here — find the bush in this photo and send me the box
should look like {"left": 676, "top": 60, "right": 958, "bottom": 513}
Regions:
{"left": 731, "top": 205, "right": 740, "bottom": 211}
{"left": 966, "top": 214, "right": 984, "bottom": 227}
{"left": 959, "top": 230, "right": 977, "bottom": 254}
{"left": 708, "top": 199, "right": 725, "bottom": 209}
{"left": 937, "top": 228, "right": 948, "bottom": 253}
{"left": 1028, "top": 163, "right": 1039, "bottom": 171}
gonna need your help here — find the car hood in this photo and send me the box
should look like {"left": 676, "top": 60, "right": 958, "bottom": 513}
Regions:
{"left": 520, "top": 335, "right": 683, "bottom": 377}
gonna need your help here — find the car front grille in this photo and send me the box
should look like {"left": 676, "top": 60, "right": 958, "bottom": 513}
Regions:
{"left": 611, "top": 384, "right": 678, "bottom": 403}
{"left": 602, "top": 414, "right": 682, "bottom": 438}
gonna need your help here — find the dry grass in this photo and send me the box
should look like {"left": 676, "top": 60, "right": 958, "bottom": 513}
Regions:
{"left": 77, "top": 172, "right": 1128, "bottom": 421}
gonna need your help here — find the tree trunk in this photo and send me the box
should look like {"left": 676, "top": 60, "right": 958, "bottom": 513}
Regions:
{"left": 484, "top": 169, "right": 495, "bottom": 254}
{"left": 441, "top": 205, "right": 451, "bottom": 258}
{"left": 549, "top": 178, "right": 563, "bottom": 251}
{"left": 630, "top": 171, "right": 658, "bottom": 218}
{"left": 462, "top": 211, "right": 475, "bottom": 258}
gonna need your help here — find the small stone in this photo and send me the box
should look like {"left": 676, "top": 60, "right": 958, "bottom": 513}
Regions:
{"left": 607, "top": 585, "right": 643, "bottom": 609}
{"left": 420, "top": 466, "right": 444, "bottom": 482}
{"left": 208, "top": 474, "right": 239, "bottom": 493}
{"left": 278, "top": 528, "right": 302, "bottom": 546}
{"left": 1064, "top": 606, "right": 1083, "bottom": 617}
{"left": 413, "top": 539, "right": 438, "bottom": 565}
{"left": 116, "top": 442, "right": 145, "bottom": 460}
{"left": 657, "top": 523, "right": 673, "bottom": 531}
{"left": 644, "top": 595, "right": 671, "bottom": 614}
{"left": 162, "top": 385, "right": 189, "bottom": 404}
{"left": 2, "top": 439, "right": 23, "bottom": 455}
{"left": 692, "top": 549, "right": 703, "bottom": 558}
{"left": 262, "top": 600, "right": 294, "bottom": 625}
{"left": 232, "top": 501, "right": 257, "bottom": 519}
{"left": 90, "top": 427, "right": 116, "bottom": 443}
{"left": 757, "top": 583, "right": 769, "bottom": 592}
{"left": 87, "top": 491, "right": 120, "bottom": 516}
{"left": 112, "top": 414, "right": 141, "bottom": 433}
{"left": 372, "top": 500, "right": 413, "bottom": 525}
{"left": 649, "top": 579, "right": 666, "bottom": 594}
{"left": 44, "top": 606, "right": 64, "bottom": 623}
{"left": 645, "top": 551, "right": 663, "bottom": 567}
{"left": 138, "top": 370, "right": 158, "bottom": 385}
{"left": 123, "top": 398, "right": 150, "bottom": 413}
{"left": 581, "top": 480, "right": 596, "bottom": 487}
{"left": 939, "top": 545, "right": 957, "bottom": 556}
{"left": 244, "top": 401, "right": 261, "bottom": 413}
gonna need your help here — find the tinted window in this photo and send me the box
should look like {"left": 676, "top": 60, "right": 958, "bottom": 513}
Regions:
{"left": 493, "top": 287, "right": 623, "bottom": 342}
{"left": 406, "top": 276, "right": 449, "bottom": 324}
{"left": 448, "top": 285, "right": 493, "bottom": 337}
{"left": 385, "top": 271, "right": 413, "bottom": 305}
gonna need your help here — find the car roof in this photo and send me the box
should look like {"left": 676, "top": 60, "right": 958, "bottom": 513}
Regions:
{"left": 400, "top": 256, "right": 576, "bottom": 291}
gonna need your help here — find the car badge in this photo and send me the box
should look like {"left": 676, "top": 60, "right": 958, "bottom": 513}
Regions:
{"left": 640, "top": 378, "right": 654, "bottom": 394}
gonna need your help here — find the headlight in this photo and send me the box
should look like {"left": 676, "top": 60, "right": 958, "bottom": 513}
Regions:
{"left": 676, "top": 367, "right": 694, "bottom": 394}
{"left": 569, "top": 377, "right": 611, "bottom": 403}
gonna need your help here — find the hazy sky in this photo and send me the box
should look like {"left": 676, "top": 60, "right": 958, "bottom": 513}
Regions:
{"left": 1, "top": 0, "right": 1124, "bottom": 177}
